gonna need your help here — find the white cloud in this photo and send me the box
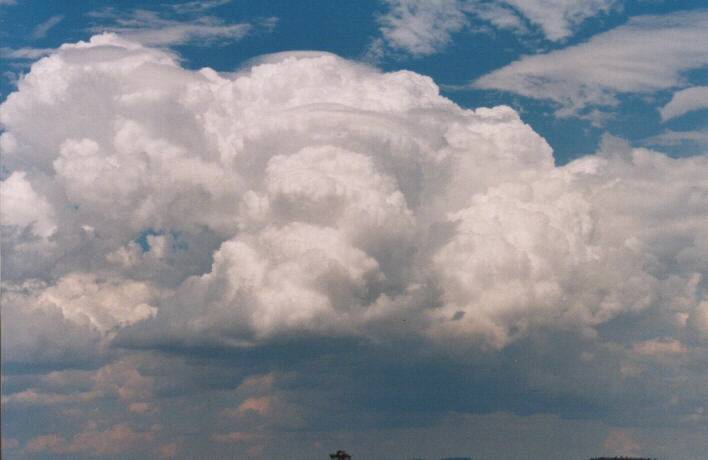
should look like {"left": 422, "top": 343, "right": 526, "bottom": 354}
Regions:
{"left": 475, "top": 10, "right": 708, "bottom": 115}
{"left": 30, "top": 15, "right": 64, "bottom": 40}
{"left": 3, "top": 36, "right": 708, "bottom": 436}
{"left": 3, "top": 34, "right": 708, "bottom": 352}
{"left": 1, "top": 171, "right": 57, "bottom": 240}
{"left": 376, "top": 0, "right": 470, "bottom": 57}
{"left": 39, "top": 273, "right": 159, "bottom": 333}
{"left": 660, "top": 86, "right": 708, "bottom": 121}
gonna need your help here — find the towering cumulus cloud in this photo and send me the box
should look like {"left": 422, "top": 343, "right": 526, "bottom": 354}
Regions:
{"left": 2, "top": 33, "right": 707, "bottom": 456}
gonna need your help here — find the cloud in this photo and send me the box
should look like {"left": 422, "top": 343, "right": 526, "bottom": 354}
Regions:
{"left": 2, "top": 389, "right": 103, "bottom": 406}
{"left": 29, "top": 14, "right": 64, "bottom": 40}
{"left": 4, "top": 33, "right": 708, "bottom": 349}
{"left": 168, "top": 0, "right": 233, "bottom": 14}
{"left": 2, "top": 34, "right": 708, "bottom": 450}
{"left": 87, "top": 8, "right": 252, "bottom": 47}
{"left": 212, "top": 431, "right": 261, "bottom": 443}
{"left": 475, "top": 9, "right": 708, "bottom": 115}
{"left": 642, "top": 129, "right": 708, "bottom": 147}
{"left": 660, "top": 86, "right": 708, "bottom": 121}
{"left": 24, "top": 424, "right": 158, "bottom": 456}
{"left": 500, "top": 0, "right": 619, "bottom": 41}
{"left": 0, "top": 171, "right": 57, "bottom": 240}
{"left": 375, "top": 0, "right": 470, "bottom": 57}
{"left": 373, "top": 0, "right": 620, "bottom": 57}
{"left": 0, "top": 47, "right": 56, "bottom": 60}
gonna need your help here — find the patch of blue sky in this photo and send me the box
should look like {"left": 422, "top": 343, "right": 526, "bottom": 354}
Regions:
{"left": 135, "top": 229, "right": 188, "bottom": 252}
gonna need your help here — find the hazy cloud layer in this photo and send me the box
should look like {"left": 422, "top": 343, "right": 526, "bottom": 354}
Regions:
{"left": 475, "top": 9, "right": 708, "bottom": 115}
{"left": 2, "top": 34, "right": 708, "bottom": 457}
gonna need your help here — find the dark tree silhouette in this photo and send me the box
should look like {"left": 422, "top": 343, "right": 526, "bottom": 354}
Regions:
{"left": 330, "top": 450, "right": 351, "bottom": 460}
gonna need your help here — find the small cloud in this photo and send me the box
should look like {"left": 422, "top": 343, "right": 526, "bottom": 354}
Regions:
{"left": 211, "top": 432, "right": 260, "bottom": 443}
{"left": 228, "top": 395, "right": 279, "bottom": 418}
{"left": 374, "top": 0, "right": 469, "bottom": 57}
{"left": 633, "top": 338, "right": 686, "bottom": 356}
{"left": 641, "top": 129, "right": 708, "bottom": 147}
{"left": 168, "top": 0, "right": 232, "bottom": 14}
{"left": 128, "top": 402, "right": 151, "bottom": 413}
{"left": 2, "top": 389, "right": 103, "bottom": 406}
{"left": 29, "top": 15, "right": 64, "bottom": 40}
{"left": 659, "top": 86, "right": 708, "bottom": 121}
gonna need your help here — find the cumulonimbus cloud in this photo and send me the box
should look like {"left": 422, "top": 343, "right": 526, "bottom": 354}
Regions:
{"left": 2, "top": 33, "right": 707, "bottom": 362}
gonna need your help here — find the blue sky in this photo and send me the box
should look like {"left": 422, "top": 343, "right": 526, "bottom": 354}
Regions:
{"left": 1, "top": 1, "right": 708, "bottom": 459}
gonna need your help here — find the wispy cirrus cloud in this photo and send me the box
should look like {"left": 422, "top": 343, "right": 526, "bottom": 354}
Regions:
{"left": 502, "top": 0, "right": 619, "bottom": 41}
{"left": 641, "top": 129, "right": 708, "bottom": 147}
{"left": 87, "top": 8, "right": 253, "bottom": 47}
{"left": 474, "top": 9, "right": 708, "bottom": 116}
{"left": 0, "top": 47, "right": 56, "bottom": 60}
{"left": 372, "top": 0, "right": 620, "bottom": 58}
{"left": 29, "top": 14, "right": 64, "bottom": 40}
{"left": 167, "top": 0, "right": 233, "bottom": 15}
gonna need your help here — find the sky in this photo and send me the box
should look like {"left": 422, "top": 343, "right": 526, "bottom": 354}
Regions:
{"left": 1, "top": 1, "right": 707, "bottom": 459}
